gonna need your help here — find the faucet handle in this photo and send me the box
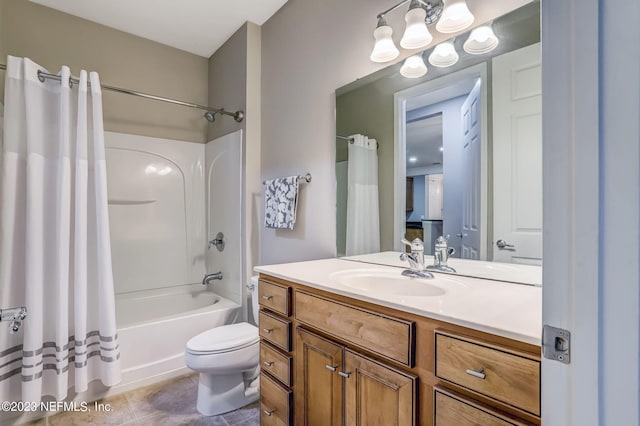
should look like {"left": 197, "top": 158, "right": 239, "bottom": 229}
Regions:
{"left": 401, "top": 238, "right": 424, "bottom": 252}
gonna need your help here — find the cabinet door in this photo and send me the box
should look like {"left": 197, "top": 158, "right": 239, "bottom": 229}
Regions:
{"left": 344, "top": 349, "right": 417, "bottom": 426}
{"left": 295, "top": 327, "right": 344, "bottom": 426}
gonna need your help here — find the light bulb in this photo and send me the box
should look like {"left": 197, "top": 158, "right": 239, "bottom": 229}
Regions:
{"left": 400, "top": 54, "right": 428, "bottom": 79}
{"left": 463, "top": 24, "right": 499, "bottom": 55}
{"left": 436, "top": 0, "right": 474, "bottom": 34}
{"left": 370, "top": 20, "right": 399, "bottom": 63}
{"left": 428, "top": 41, "right": 459, "bottom": 67}
{"left": 400, "top": 5, "right": 433, "bottom": 49}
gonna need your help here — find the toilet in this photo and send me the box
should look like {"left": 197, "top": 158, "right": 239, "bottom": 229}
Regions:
{"left": 185, "top": 276, "right": 260, "bottom": 416}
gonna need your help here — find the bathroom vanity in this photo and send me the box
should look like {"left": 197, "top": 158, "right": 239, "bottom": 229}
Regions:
{"left": 255, "top": 259, "right": 541, "bottom": 426}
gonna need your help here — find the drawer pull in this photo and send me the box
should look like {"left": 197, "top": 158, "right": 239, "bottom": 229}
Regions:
{"left": 263, "top": 361, "right": 274, "bottom": 367}
{"left": 465, "top": 367, "right": 486, "bottom": 380}
{"left": 338, "top": 371, "right": 351, "bottom": 378}
{"left": 262, "top": 295, "right": 273, "bottom": 300}
{"left": 263, "top": 408, "right": 276, "bottom": 416}
{"left": 262, "top": 328, "right": 274, "bottom": 334}
{"left": 325, "top": 364, "right": 338, "bottom": 372}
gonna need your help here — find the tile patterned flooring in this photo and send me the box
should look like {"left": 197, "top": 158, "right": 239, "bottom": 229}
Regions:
{"left": 17, "top": 374, "right": 259, "bottom": 426}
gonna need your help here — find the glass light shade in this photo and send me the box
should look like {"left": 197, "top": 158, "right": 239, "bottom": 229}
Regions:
{"left": 400, "top": 55, "right": 428, "bottom": 78}
{"left": 428, "top": 41, "right": 459, "bottom": 67}
{"left": 463, "top": 24, "right": 499, "bottom": 54}
{"left": 400, "top": 7, "right": 433, "bottom": 50}
{"left": 370, "top": 25, "right": 399, "bottom": 63}
{"left": 436, "top": 0, "right": 474, "bottom": 34}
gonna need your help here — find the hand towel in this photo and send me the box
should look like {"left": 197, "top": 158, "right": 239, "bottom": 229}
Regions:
{"left": 264, "top": 176, "right": 299, "bottom": 230}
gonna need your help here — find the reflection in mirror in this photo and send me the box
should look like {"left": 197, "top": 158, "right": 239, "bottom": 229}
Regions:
{"left": 335, "top": 1, "right": 541, "bottom": 285}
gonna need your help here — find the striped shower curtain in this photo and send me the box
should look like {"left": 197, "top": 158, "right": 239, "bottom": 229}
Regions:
{"left": 0, "top": 56, "right": 120, "bottom": 402}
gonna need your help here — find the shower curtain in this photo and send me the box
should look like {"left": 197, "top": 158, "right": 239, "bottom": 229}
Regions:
{"left": 345, "top": 134, "right": 380, "bottom": 256}
{"left": 0, "top": 56, "right": 120, "bottom": 402}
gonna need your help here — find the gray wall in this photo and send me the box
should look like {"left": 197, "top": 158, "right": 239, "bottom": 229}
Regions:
{"left": 261, "top": 0, "right": 533, "bottom": 264}
{"left": 207, "top": 23, "right": 248, "bottom": 142}
{"left": 1, "top": 0, "right": 209, "bottom": 143}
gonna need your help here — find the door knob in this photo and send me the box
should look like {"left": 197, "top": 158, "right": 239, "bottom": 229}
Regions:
{"left": 496, "top": 239, "right": 515, "bottom": 249}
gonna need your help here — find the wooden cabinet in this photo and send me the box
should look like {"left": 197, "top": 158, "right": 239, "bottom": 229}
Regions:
{"left": 258, "top": 279, "right": 294, "bottom": 426}
{"left": 295, "top": 328, "right": 344, "bottom": 426}
{"left": 258, "top": 274, "right": 541, "bottom": 426}
{"left": 435, "top": 331, "right": 540, "bottom": 416}
{"left": 295, "top": 327, "right": 417, "bottom": 426}
{"left": 434, "top": 387, "right": 530, "bottom": 426}
{"left": 261, "top": 372, "right": 293, "bottom": 426}
{"left": 344, "top": 349, "right": 417, "bottom": 426}
{"left": 406, "top": 177, "right": 414, "bottom": 212}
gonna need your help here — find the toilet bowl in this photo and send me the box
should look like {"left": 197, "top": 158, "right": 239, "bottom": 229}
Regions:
{"left": 184, "top": 276, "right": 260, "bottom": 416}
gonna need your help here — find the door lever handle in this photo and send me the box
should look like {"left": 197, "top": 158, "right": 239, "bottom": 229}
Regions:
{"left": 496, "top": 239, "right": 515, "bottom": 250}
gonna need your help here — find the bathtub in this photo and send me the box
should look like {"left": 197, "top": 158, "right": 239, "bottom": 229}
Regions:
{"left": 111, "top": 284, "right": 241, "bottom": 393}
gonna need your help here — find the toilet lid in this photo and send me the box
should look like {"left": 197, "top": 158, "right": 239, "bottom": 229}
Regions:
{"left": 186, "top": 323, "right": 259, "bottom": 354}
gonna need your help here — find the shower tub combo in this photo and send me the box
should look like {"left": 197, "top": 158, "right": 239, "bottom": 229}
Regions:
{"left": 100, "top": 130, "right": 244, "bottom": 396}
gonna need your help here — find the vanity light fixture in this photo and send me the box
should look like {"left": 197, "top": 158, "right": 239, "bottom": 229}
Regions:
{"left": 400, "top": 0, "right": 433, "bottom": 49}
{"left": 370, "top": 0, "right": 443, "bottom": 63}
{"left": 400, "top": 54, "right": 428, "bottom": 78}
{"left": 463, "top": 22, "right": 499, "bottom": 54}
{"left": 409, "top": 156, "right": 418, "bottom": 162}
{"left": 370, "top": 17, "right": 400, "bottom": 63}
{"left": 435, "top": 0, "right": 474, "bottom": 34}
{"left": 428, "top": 39, "right": 459, "bottom": 67}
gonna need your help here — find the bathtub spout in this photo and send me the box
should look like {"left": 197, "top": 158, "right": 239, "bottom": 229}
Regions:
{"left": 202, "top": 272, "right": 223, "bottom": 285}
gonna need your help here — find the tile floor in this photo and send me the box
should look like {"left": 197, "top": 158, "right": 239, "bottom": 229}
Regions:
{"left": 17, "top": 374, "right": 259, "bottom": 426}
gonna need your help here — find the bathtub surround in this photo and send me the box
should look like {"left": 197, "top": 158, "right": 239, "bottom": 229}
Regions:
{"left": 0, "top": 57, "right": 120, "bottom": 401}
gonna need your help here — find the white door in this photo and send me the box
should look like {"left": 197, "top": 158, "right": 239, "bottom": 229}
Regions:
{"left": 492, "top": 43, "right": 542, "bottom": 264}
{"left": 460, "top": 79, "right": 482, "bottom": 260}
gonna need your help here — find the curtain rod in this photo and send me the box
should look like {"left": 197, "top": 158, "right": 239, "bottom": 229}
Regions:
{"left": 0, "top": 63, "right": 244, "bottom": 122}
{"left": 336, "top": 135, "right": 379, "bottom": 149}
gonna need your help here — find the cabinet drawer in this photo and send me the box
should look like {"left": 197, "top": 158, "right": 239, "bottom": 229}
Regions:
{"left": 259, "top": 279, "right": 291, "bottom": 316}
{"left": 261, "top": 372, "right": 292, "bottom": 426}
{"left": 295, "top": 291, "right": 415, "bottom": 366}
{"left": 259, "top": 310, "right": 292, "bottom": 352}
{"left": 435, "top": 332, "right": 540, "bottom": 416}
{"left": 434, "top": 387, "right": 526, "bottom": 426}
{"left": 261, "top": 341, "right": 292, "bottom": 386}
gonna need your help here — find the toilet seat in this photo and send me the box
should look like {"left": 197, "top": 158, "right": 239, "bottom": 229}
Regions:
{"left": 186, "top": 322, "right": 259, "bottom": 355}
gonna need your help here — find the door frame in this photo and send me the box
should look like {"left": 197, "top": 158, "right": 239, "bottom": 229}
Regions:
{"left": 393, "top": 63, "right": 488, "bottom": 255}
{"left": 542, "top": 0, "right": 640, "bottom": 424}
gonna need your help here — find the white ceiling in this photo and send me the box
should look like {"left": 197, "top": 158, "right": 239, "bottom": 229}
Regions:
{"left": 30, "top": 0, "right": 288, "bottom": 57}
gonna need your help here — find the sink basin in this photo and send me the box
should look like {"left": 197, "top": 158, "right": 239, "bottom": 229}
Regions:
{"left": 329, "top": 269, "right": 457, "bottom": 297}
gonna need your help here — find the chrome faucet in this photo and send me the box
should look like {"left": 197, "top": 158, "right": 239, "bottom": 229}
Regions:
{"left": 400, "top": 238, "right": 434, "bottom": 279}
{"left": 0, "top": 306, "right": 27, "bottom": 334}
{"left": 202, "top": 272, "right": 223, "bottom": 285}
{"left": 427, "top": 235, "right": 457, "bottom": 273}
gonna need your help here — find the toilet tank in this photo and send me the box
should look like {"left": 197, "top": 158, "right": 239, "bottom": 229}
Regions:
{"left": 250, "top": 275, "right": 259, "bottom": 325}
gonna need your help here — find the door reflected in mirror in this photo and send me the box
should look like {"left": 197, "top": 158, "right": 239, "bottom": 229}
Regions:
{"left": 335, "top": 2, "right": 542, "bottom": 284}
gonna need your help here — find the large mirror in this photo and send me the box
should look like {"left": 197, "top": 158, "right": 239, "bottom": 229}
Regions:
{"left": 335, "top": 1, "right": 542, "bottom": 285}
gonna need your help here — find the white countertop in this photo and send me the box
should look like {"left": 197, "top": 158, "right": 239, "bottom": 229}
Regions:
{"left": 255, "top": 258, "right": 542, "bottom": 346}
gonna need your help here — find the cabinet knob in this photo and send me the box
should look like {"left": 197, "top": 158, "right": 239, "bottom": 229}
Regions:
{"left": 325, "top": 364, "right": 338, "bottom": 372}
{"left": 338, "top": 371, "right": 351, "bottom": 378}
{"left": 263, "top": 361, "right": 274, "bottom": 367}
{"left": 465, "top": 367, "right": 486, "bottom": 380}
{"left": 263, "top": 408, "right": 276, "bottom": 416}
{"left": 262, "top": 328, "right": 273, "bottom": 334}
{"left": 262, "top": 295, "right": 273, "bottom": 300}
